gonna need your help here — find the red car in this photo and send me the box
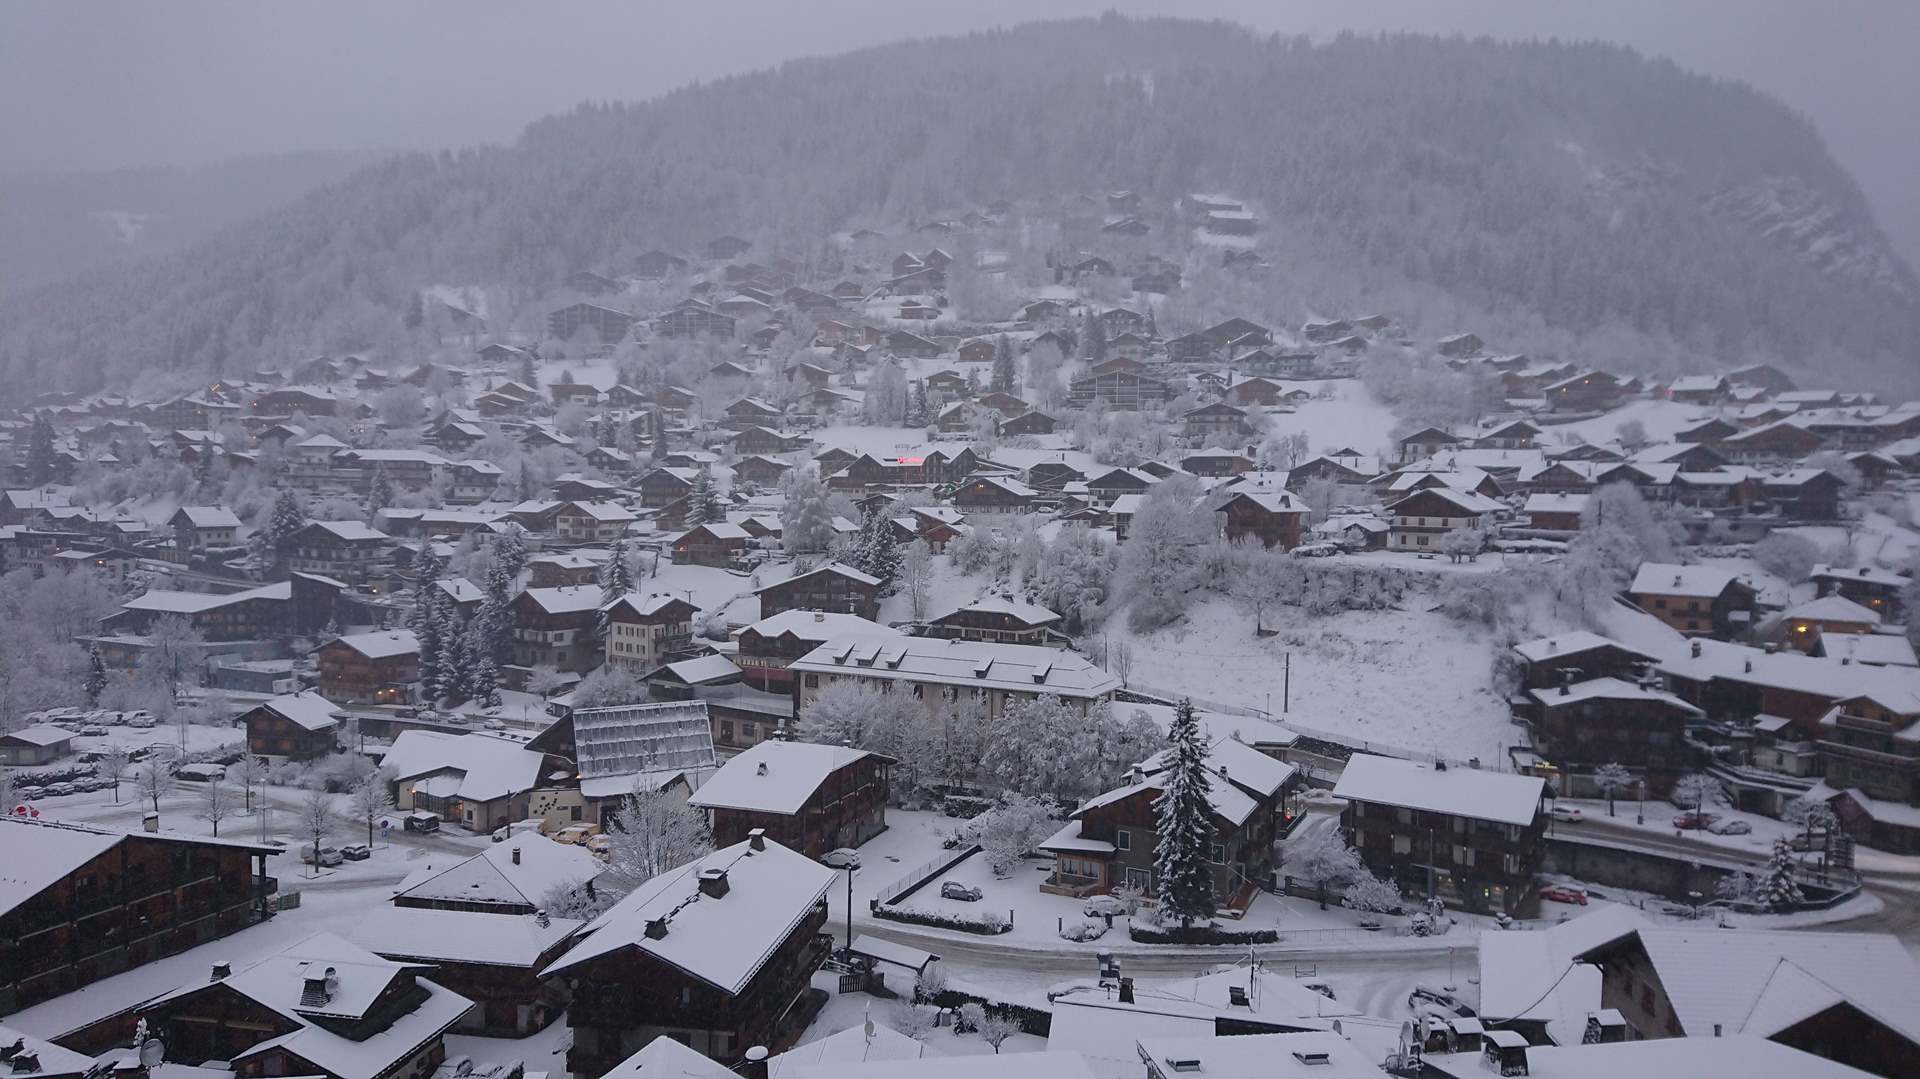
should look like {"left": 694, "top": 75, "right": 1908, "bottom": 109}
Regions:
{"left": 1538, "top": 884, "right": 1588, "bottom": 906}
{"left": 1671, "top": 812, "right": 1719, "bottom": 830}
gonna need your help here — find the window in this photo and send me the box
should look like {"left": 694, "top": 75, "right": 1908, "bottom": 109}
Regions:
{"left": 1210, "top": 843, "right": 1226, "bottom": 864}
{"left": 1116, "top": 829, "right": 1131, "bottom": 851}
{"left": 1392, "top": 835, "right": 1412, "bottom": 855}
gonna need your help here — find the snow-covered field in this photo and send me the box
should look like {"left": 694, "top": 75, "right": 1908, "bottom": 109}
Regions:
{"left": 1104, "top": 597, "right": 1516, "bottom": 760}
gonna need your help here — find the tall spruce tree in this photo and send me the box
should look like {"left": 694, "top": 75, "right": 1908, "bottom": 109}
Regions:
{"left": 364, "top": 465, "right": 394, "bottom": 520}
{"left": 853, "top": 504, "right": 901, "bottom": 589}
{"left": 1758, "top": 837, "right": 1804, "bottom": 910}
{"left": 990, "top": 334, "right": 1016, "bottom": 392}
{"left": 415, "top": 588, "right": 443, "bottom": 700}
{"left": 596, "top": 538, "right": 633, "bottom": 644}
{"left": 688, "top": 470, "right": 716, "bottom": 527}
{"left": 905, "top": 381, "right": 930, "bottom": 427}
{"left": 1082, "top": 310, "right": 1107, "bottom": 364}
{"left": 431, "top": 599, "right": 465, "bottom": 702}
{"left": 84, "top": 644, "right": 109, "bottom": 705}
{"left": 25, "top": 412, "right": 56, "bottom": 486}
{"left": 1154, "top": 699, "right": 1217, "bottom": 927}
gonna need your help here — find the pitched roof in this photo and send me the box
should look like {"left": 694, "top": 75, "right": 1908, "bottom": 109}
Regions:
{"left": 789, "top": 635, "right": 1120, "bottom": 700}
{"left": 352, "top": 906, "right": 583, "bottom": 968}
{"left": 1332, "top": 753, "right": 1543, "bottom": 827}
{"left": 689, "top": 740, "right": 878, "bottom": 815}
{"left": 384, "top": 731, "right": 546, "bottom": 803}
{"left": 258, "top": 690, "right": 341, "bottom": 732}
{"left": 327, "top": 629, "right": 420, "bottom": 660}
{"left": 543, "top": 837, "right": 835, "bottom": 995}
{"left": 393, "top": 838, "right": 600, "bottom": 909}
{"left": 1628, "top": 562, "right": 1745, "bottom": 599}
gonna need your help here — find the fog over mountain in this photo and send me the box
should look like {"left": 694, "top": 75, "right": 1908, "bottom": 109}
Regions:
{"left": 0, "top": 16, "right": 1912, "bottom": 395}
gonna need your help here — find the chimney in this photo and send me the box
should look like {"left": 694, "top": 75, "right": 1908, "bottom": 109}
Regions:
{"left": 511, "top": 846, "right": 521, "bottom": 865}
{"left": 1435, "top": 759, "right": 1448, "bottom": 772}
{"left": 535, "top": 909, "right": 550, "bottom": 928}
{"left": 0, "top": 1040, "right": 19, "bottom": 1064}
{"left": 1744, "top": 658, "right": 1753, "bottom": 673}
{"left": 748, "top": 827, "right": 767, "bottom": 851}
{"left": 211, "top": 961, "right": 232, "bottom": 981}
{"left": 814, "top": 611, "right": 824, "bottom": 622}
{"left": 1118, "top": 977, "right": 1134, "bottom": 1004}
{"left": 1559, "top": 683, "right": 1570, "bottom": 697}
{"left": 737, "top": 1046, "right": 770, "bottom": 1079}
{"left": 756, "top": 761, "right": 769, "bottom": 776}
{"left": 698, "top": 867, "right": 730, "bottom": 899}
{"left": 1690, "top": 639, "right": 1701, "bottom": 658}
{"left": 644, "top": 917, "right": 670, "bottom": 940}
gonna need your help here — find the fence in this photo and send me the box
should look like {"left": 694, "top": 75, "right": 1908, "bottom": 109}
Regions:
{"left": 872, "top": 844, "right": 982, "bottom": 907}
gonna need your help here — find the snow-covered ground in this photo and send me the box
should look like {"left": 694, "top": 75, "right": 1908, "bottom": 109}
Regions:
{"left": 1103, "top": 596, "right": 1516, "bottom": 760}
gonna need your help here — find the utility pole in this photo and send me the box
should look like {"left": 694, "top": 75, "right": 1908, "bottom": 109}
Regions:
{"left": 1282, "top": 652, "right": 1291, "bottom": 714}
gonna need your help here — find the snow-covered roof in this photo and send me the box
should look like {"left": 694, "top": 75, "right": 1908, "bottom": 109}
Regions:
{"left": 1581, "top": 926, "right": 1920, "bottom": 1046}
{"left": 304, "top": 519, "right": 389, "bottom": 542}
{"left": 1658, "top": 638, "right": 1920, "bottom": 711}
{"left": 600, "top": 1036, "right": 731, "bottom": 1078}
{"left": 0, "top": 819, "right": 124, "bottom": 918}
{"left": 0, "top": 1024, "right": 96, "bottom": 1078}
{"left": 790, "top": 635, "right": 1120, "bottom": 700}
{"left": 328, "top": 629, "right": 420, "bottom": 660}
{"left": 1077, "top": 768, "right": 1258, "bottom": 827}
{"left": 393, "top": 836, "right": 600, "bottom": 909}
{"left": 755, "top": 561, "right": 881, "bottom": 591}
{"left": 788, "top": 1054, "right": 1098, "bottom": 1079}
{"left": 1528, "top": 676, "right": 1701, "bottom": 714}
{"left": 1477, "top": 905, "right": 1644, "bottom": 1022}
{"left": 544, "top": 837, "right": 835, "bottom": 995}
{"left": 931, "top": 594, "right": 1061, "bottom": 628}
{"left": 257, "top": 689, "right": 341, "bottom": 732}
{"left": 571, "top": 699, "right": 716, "bottom": 790}
{"left": 659, "top": 654, "right": 742, "bottom": 685}
{"left": 769, "top": 1019, "right": 926, "bottom": 1074}
{"left": 1628, "top": 562, "right": 1744, "bottom": 599}
{"left": 682, "top": 522, "right": 750, "bottom": 541}
{"left": 1511, "top": 631, "right": 1650, "bottom": 664}
{"left": 1432, "top": 1036, "right": 1882, "bottom": 1079}
{"left": 353, "top": 906, "right": 581, "bottom": 967}
{"left": 1138, "top": 734, "right": 1295, "bottom": 800}
{"left": 1386, "top": 485, "right": 1503, "bottom": 515}
{"left": 385, "top": 730, "right": 546, "bottom": 803}
{"left": 521, "top": 585, "right": 604, "bottom": 615}
{"left": 1783, "top": 594, "right": 1882, "bottom": 625}
{"left": 174, "top": 505, "right": 242, "bottom": 528}
{"left": 1816, "top": 633, "right": 1917, "bottom": 667}
{"left": 1809, "top": 563, "right": 1908, "bottom": 588}
{"left": 689, "top": 740, "right": 878, "bottom": 815}
{"left": 737, "top": 609, "right": 897, "bottom": 640}
{"left": 1332, "top": 754, "right": 1543, "bottom": 827}
{"left": 201, "top": 932, "right": 473, "bottom": 1077}
{"left": 1133, "top": 1032, "right": 1377, "bottom": 1079}
{"left": 0, "top": 723, "right": 75, "bottom": 747}
{"left": 1522, "top": 493, "right": 1588, "bottom": 514}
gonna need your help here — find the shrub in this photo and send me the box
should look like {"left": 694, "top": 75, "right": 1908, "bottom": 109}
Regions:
{"left": 1127, "top": 922, "right": 1279, "bottom": 945}
{"left": 1060, "top": 919, "right": 1107, "bottom": 942}
{"left": 873, "top": 905, "right": 1011, "bottom": 935}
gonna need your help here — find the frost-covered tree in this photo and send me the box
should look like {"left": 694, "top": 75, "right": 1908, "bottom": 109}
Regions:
{"left": 349, "top": 765, "right": 395, "bottom": 846}
{"left": 900, "top": 540, "right": 935, "bottom": 620}
{"left": 1593, "top": 762, "right": 1635, "bottom": 817}
{"left": 904, "top": 380, "right": 931, "bottom": 427}
{"left": 299, "top": 786, "right": 335, "bottom": 873}
{"left": 780, "top": 470, "right": 837, "bottom": 555}
{"left": 1290, "top": 825, "right": 1363, "bottom": 909}
{"left": 1751, "top": 532, "right": 1820, "bottom": 583}
{"left": 1757, "top": 837, "right": 1803, "bottom": 910}
{"left": 599, "top": 786, "right": 713, "bottom": 899}
{"left": 232, "top": 753, "right": 264, "bottom": 812}
{"left": 1438, "top": 527, "right": 1485, "bottom": 563}
{"left": 849, "top": 504, "right": 901, "bottom": 588}
{"left": 267, "top": 489, "right": 307, "bottom": 551}
{"left": 25, "top": 412, "right": 56, "bottom": 485}
{"left": 1228, "top": 547, "right": 1293, "bottom": 634}
{"left": 1116, "top": 476, "right": 1210, "bottom": 631}
{"left": 969, "top": 793, "right": 1056, "bottom": 877}
{"left": 978, "top": 1012, "right": 1021, "bottom": 1054}
{"left": 1154, "top": 700, "right": 1216, "bottom": 927}
{"left": 97, "top": 743, "right": 131, "bottom": 804}
{"left": 687, "top": 469, "right": 716, "bottom": 527}
{"left": 1341, "top": 871, "right": 1402, "bottom": 915}
{"left": 197, "top": 779, "right": 236, "bottom": 836}
{"left": 1671, "top": 772, "right": 1722, "bottom": 822}
{"left": 137, "top": 753, "right": 177, "bottom": 815}
{"left": 570, "top": 664, "right": 648, "bottom": 708}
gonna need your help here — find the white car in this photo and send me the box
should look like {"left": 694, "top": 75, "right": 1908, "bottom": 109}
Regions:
{"left": 820, "top": 848, "right": 861, "bottom": 870}
{"left": 1550, "top": 805, "right": 1584, "bottom": 824}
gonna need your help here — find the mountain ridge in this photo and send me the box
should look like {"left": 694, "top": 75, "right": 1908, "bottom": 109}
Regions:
{"left": 2, "top": 16, "right": 1913, "bottom": 394}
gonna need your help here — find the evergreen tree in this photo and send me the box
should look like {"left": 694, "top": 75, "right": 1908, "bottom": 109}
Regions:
{"left": 853, "top": 504, "right": 901, "bottom": 589}
{"left": 597, "top": 538, "right": 633, "bottom": 644}
{"left": 647, "top": 407, "right": 666, "bottom": 462}
{"left": 490, "top": 527, "right": 529, "bottom": 589}
{"left": 518, "top": 354, "right": 539, "bottom": 388}
{"left": 1154, "top": 699, "right": 1217, "bottom": 927}
{"left": 25, "top": 412, "right": 56, "bottom": 486}
{"left": 1758, "top": 837, "right": 1804, "bottom": 910}
{"left": 990, "top": 334, "right": 1016, "bottom": 393}
{"left": 513, "top": 461, "right": 535, "bottom": 501}
{"left": 193, "top": 443, "right": 214, "bottom": 493}
{"left": 688, "top": 470, "right": 716, "bottom": 527}
{"left": 415, "top": 587, "right": 443, "bottom": 699}
{"left": 260, "top": 489, "right": 306, "bottom": 563}
{"left": 780, "top": 471, "right": 837, "bottom": 555}
{"left": 431, "top": 599, "right": 465, "bottom": 702}
{"left": 462, "top": 617, "right": 501, "bottom": 707}
{"left": 83, "top": 644, "right": 108, "bottom": 705}
{"left": 364, "top": 465, "right": 394, "bottom": 520}
{"left": 1081, "top": 310, "right": 1107, "bottom": 364}
{"left": 905, "top": 381, "right": 930, "bottom": 427}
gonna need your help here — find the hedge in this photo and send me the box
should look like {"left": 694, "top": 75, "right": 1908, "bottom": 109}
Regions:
{"left": 1127, "top": 922, "right": 1279, "bottom": 945}
{"left": 871, "top": 904, "right": 1011, "bottom": 935}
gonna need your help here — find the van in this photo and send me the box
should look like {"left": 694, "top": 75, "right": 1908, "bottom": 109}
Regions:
{"left": 403, "top": 810, "right": 441, "bottom": 833}
{"left": 552, "top": 825, "right": 595, "bottom": 845}
{"left": 492, "top": 819, "right": 544, "bottom": 843}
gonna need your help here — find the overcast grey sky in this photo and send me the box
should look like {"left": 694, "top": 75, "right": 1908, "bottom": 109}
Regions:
{"left": 3, "top": 1, "right": 1915, "bottom": 263}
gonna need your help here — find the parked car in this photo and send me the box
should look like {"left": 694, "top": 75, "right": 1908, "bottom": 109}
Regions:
{"left": 15, "top": 786, "right": 45, "bottom": 801}
{"left": 173, "top": 763, "right": 226, "bottom": 783}
{"left": 1538, "top": 883, "right": 1589, "bottom": 906}
{"left": 1671, "top": 812, "right": 1718, "bottom": 830}
{"left": 552, "top": 825, "right": 595, "bottom": 845}
{"left": 492, "top": 819, "right": 545, "bottom": 842}
{"left": 78, "top": 750, "right": 106, "bottom": 764}
{"left": 340, "top": 844, "right": 372, "bottom": 861}
{"left": 402, "top": 810, "right": 441, "bottom": 833}
{"left": 80, "top": 725, "right": 109, "bottom": 737}
{"left": 1408, "top": 985, "right": 1475, "bottom": 1017}
{"left": 1550, "top": 805, "right": 1584, "bottom": 824}
{"left": 820, "top": 848, "right": 861, "bottom": 869}
{"left": 1292, "top": 542, "right": 1341, "bottom": 557}
{"left": 44, "top": 783, "right": 75, "bottom": 797}
{"left": 1707, "top": 818, "right": 1752, "bottom": 835}
{"left": 1083, "top": 895, "right": 1130, "bottom": 918}
{"left": 585, "top": 834, "right": 612, "bottom": 857}
{"left": 301, "top": 845, "right": 344, "bottom": 867}
{"left": 939, "top": 881, "right": 983, "bottom": 902}
{"left": 125, "top": 711, "right": 156, "bottom": 728}
{"left": 1789, "top": 831, "right": 1831, "bottom": 852}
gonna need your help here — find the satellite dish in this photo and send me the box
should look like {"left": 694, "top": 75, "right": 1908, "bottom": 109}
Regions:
{"left": 139, "top": 1038, "right": 165, "bottom": 1068}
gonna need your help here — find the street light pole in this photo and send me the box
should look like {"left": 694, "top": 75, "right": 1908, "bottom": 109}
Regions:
{"left": 845, "top": 865, "right": 855, "bottom": 956}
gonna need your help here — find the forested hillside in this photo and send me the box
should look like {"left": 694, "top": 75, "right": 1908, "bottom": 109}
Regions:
{"left": 4, "top": 15, "right": 1914, "bottom": 394}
